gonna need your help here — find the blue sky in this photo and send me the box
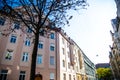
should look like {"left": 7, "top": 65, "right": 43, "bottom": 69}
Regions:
{"left": 64, "top": 0, "right": 116, "bottom": 64}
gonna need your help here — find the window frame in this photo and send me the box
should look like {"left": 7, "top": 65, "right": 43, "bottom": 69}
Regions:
{"left": 0, "top": 69, "right": 8, "bottom": 80}
{"left": 36, "top": 54, "right": 42, "bottom": 64}
{"left": 50, "top": 44, "right": 55, "bottom": 51}
{"left": 0, "top": 17, "right": 5, "bottom": 25}
{"left": 63, "top": 60, "right": 65, "bottom": 67}
{"left": 19, "top": 71, "right": 26, "bottom": 80}
{"left": 27, "top": 27, "right": 32, "bottom": 33}
{"left": 22, "top": 52, "right": 29, "bottom": 62}
{"left": 63, "top": 73, "right": 66, "bottom": 80}
{"left": 62, "top": 48, "right": 65, "bottom": 55}
{"left": 14, "top": 22, "right": 20, "bottom": 29}
{"left": 50, "top": 56, "right": 55, "bottom": 65}
{"left": 10, "top": 35, "right": 17, "bottom": 43}
{"left": 50, "top": 73, "right": 54, "bottom": 80}
{"left": 50, "top": 33, "right": 55, "bottom": 39}
{"left": 25, "top": 38, "right": 31, "bottom": 46}
{"left": 38, "top": 41, "right": 43, "bottom": 49}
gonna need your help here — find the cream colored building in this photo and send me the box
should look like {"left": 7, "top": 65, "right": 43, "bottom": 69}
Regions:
{"left": 0, "top": 17, "right": 95, "bottom": 80}
{"left": 109, "top": 18, "right": 120, "bottom": 79}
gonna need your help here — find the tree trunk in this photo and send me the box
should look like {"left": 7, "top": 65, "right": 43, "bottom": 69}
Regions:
{"left": 30, "top": 32, "right": 39, "bottom": 80}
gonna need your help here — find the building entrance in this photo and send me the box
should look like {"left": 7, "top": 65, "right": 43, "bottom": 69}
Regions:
{"left": 35, "top": 74, "right": 42, "bottom": 80}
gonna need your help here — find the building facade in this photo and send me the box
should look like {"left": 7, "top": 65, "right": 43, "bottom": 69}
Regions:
{"left": 109, "top": 0, "right": 120, "bottom": 80}
{"left": 109, "top": 18, "right": 120, "bottom": 79}
{"left": 0, "top": 17, "right": 96, "bottom": 80}
{"left": 83, "top": 53, "right": 96, "bottom": 80}
{"left": 109, "top": 0, "right": 120, "bottom": 79}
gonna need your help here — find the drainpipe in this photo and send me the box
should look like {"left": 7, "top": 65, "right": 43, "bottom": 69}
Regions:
{"left": 55, "top": 31, "right": 58, "bottom": 80}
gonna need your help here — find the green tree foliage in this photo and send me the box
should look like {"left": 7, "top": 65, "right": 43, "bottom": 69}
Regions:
{"left": 0, "top": 0, "right": 88, "bottom": 80}
{"left": 96, "top": 68, "right": 113, "bottom": 80}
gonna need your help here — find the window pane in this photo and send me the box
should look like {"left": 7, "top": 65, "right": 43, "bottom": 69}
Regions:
{"left": 50, "top": 56, "right": 54, "bottom": 65}
{"left": 27, "top": 27, "right": 32, "bottom": 33}
{"left": 37, "top": 55, "right": 42, "bottom": 64}
{"left": 62, "top": 48, "right": 65, "bottom": 54}
{"left": 10, "top": 35, "right": 17, "bottom": 43}
{"left": 69, "top": 74, "right": 71, "bottom": 80}
{"left": 63, "top": 73, "right": 66, "bottom": 80}
{"left": 19, "top": 71, "right": 25, "bottom": 80}
{"left": 68, "top": 62, "right": 70, "bottom": 69}
{"left": 50, "top": 33, "right": 54, "bottom": 39}
{"left": 50, "top": 73, "right": 54, "bottom": 80}
{"left": 14, "top": 22, "right": 20, "bottom": 29}
{"left": 63, "top": 60, "right": 65, "bottom": 67}
{"left": 0, "top": 70, "right": 8, "bottom": 80}
{"left": 0, "top": 17, "right": 5, "bottom": 25}
{"left": 25, "top": 38, "right": 30, "bottom": 46}
{"left": 50, "top": 44, "right": 55, "bottom": 51}
{"left": 22, "top": 52, "right": 28, "bottom": 62}
{"left": 38, "top": 42, "right": 43, "bottom": 49}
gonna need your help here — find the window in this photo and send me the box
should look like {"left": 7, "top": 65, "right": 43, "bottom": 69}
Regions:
{"left": 73, "top": 75, "right": 75, "bottom": 80}
{"left": 68, "top": 52, "right": 70, "bottom": 58}
{"left": 50, "top": 44, "right": 55, "bottom": 51}
{"left": 62, "top": 48, "right": 65, "bottom": 55}
{"left": 0, "top": 70, "right": 8, "bottom": 80}
{"left": 62, "top": 38, "right": 64, "bottom": 44}
{"left": 69, "top": 74, "right": 71, "bottom": 80}
{"left": 63, "top": 73, "right": 66, "bottom": 80}
{"left": 37, "top": 54, "right": 42, "bottom": 64}
{"left": 25, "top": 38, "right": 31, "bottom": 46}
{"left": 19, "top": 71, "right": 26, "bottom": 80}
{"left": 22, "top": 52, "right": 28, "bottom": 62}
{"left": 10, "top": 35, "right": 17, "bottom": 43}
{"left": 63, "top": 60, "right": 65, "bottom": 67}
{"left": 50, "top": 73, "right": 54, "bottom": 80}
{"left": 14, "top": 22, "right": 20, "bottom": 29}
{"left": 50, "top": 56, "right": 54, "bottom": 65}
{"left": 27, "top": 27, "right": 32, "bottom": 33}
{"left": 5, "top": 49, "right": 13, "bottom": 60}
{"left": 38, "top": 42, "right": 43, "bottom": 49}
{"left": 0, "top": 17, "right": 5, "bottom": 25}
{"left": 68, "top": 62, "right": 70, "bottom": 69}
{"left": 67, "top": 42, "right": 69, "bottom": 47}
{"left": 50, "top": 33, "right": 55, "bottom": 39}
{"left": 77, "top": 76, "right": 79, "bottom": 80}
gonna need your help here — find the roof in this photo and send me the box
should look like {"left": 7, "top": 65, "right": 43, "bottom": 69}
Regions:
{"left": 95, "top": 63, "right": 110, "bottom": 69}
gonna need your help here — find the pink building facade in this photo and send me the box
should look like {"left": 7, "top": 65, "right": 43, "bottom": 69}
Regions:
{"left": 0, "top": 17, "right": 94, "bottom": 80}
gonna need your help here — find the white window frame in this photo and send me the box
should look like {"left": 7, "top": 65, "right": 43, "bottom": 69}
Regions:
{"left": 37, "top": 54, "right": 42, "bottom": 64}
{"left": 50, "top": 56, "right": 55, "bottom": 65}
{"left": 38, "top": 41, "right": 43, "bottom": 49}
{"left": 22, "top": 52, "right": 29, "bottom": 62}
{"left": 19, "top": 71, "right": 26, "bottom": 80}
{"left": 10, "top": 35, "right": 17, "bottom": 43}
{"left": 50, "top": 73, "right": 54, "bottom": 80}
{"left": 50, "top": 43, "right": 55, "bottom": 51}
{"left": 0, "top": 70, "right": 8, "bottom": 80}
{"left": 25, "top": 38, "right": 31, "bottom": 46}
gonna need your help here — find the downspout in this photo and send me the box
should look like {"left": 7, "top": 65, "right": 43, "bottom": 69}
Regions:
{"left": 55, "top": 31, "right": 58, "bottom": 80}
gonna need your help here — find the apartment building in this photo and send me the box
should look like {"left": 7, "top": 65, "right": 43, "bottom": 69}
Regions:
{"left": 0, "top": 16, "right": 96, "bottom": 80}
{"left": 109, "top": 0, "right": 120, "bottom": 79}
{"left": 109, "top": 18, "right": 120, "bottom": 79}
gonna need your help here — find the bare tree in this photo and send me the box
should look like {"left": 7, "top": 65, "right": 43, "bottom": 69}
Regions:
{"left": 0, "top": 0, "right": 88, "bottom": 80}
